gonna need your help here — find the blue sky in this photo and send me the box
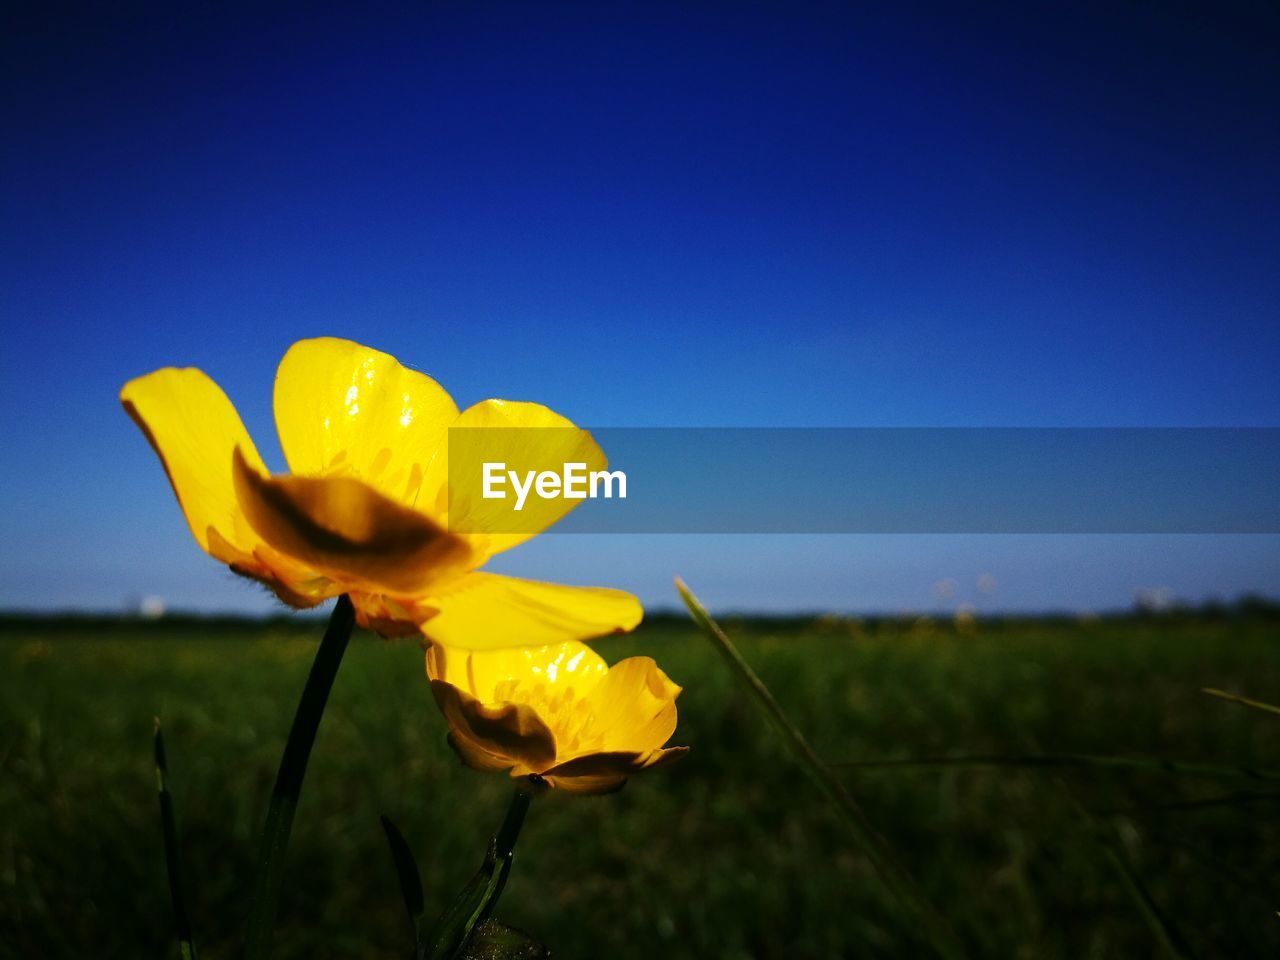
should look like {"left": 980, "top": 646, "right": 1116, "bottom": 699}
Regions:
{"left": 2, "top": 2, "right": 1278, "bottom": 614}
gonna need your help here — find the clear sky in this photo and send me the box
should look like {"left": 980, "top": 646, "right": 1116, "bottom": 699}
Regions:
{"left": 2, "top": 2, "right": 1278, "bottom": 615}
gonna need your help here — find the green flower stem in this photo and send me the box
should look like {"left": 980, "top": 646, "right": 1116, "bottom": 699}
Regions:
{"left": 485, "top": 786, "right": 533, "bottom": 920}
{"left": 245, "top": 594, "right": 355, "bottom": 960}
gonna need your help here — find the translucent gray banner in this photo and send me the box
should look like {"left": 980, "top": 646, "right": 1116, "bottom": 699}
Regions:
{"left": 446, "top": 428, "right": 1280, "bottom": 534}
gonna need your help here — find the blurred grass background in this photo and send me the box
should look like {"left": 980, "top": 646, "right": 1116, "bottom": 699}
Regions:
{"left": 2, "top": 610, "right": 1278, "bottom": 959}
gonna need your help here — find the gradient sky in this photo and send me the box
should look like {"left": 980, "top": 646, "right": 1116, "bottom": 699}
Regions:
{"left": 3, "top": 2, "right": 1278, "bottom": 614}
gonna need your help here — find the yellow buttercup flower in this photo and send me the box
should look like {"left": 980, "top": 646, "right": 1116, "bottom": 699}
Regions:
{"left": 426, "top": 640, "right": 686, "bottom": 794}
{"left": 121, "top": 337, "right": 641, "bottom": 648}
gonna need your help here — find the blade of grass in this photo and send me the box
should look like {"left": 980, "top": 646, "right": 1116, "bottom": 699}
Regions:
{"left": 245, "top": 594, "right": 355, "bottom": 960}
{"left": 1202, "top": 687, "right": 1280, "bottom": 716}
{"left": 1102, "top": 836, "right": 1199, "bottom": 960}
{"left": 834, "top": 753, "right": 1280, "bottom": 781}
{"left": 675, "top": 577, "right": 967, "bottom": 960}
{"left": 1100, "top": 789, "right": 1280, "bottom": 816}
{"left": 1052, "top": 770, "right": 1198, "bottom": 960}
{"left": 154, "top": 718, "right": 197, "bottom": 960}
{"left": 381, "top": 815, "right": 427, "bottom": 950}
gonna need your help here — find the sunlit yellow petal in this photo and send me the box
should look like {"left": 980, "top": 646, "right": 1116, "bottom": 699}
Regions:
{"left": 232, "top": 448, "right": 475, "bottom": 594}
{"left": 424, "top": 633, "right": 685, "bottom": 790}
{"left": 425, "top": 640, "right": 608, "bottom": 700}
{"left": 429, "top": 398, "right": 606, "bottom": 557}
{"left": 120, "top": 367, "right": 267, "bottom": 562}
{"left": 273, "top": 337, "right": 458, "bottom": 507}
{"left": 415, "top": 572, "right": 642, "bottom": 650}
{"left": 582, "top": 656, "right": 681, "bottom": 755}
{"left": 427, "top": 675, "right": 557, "bottom": 773}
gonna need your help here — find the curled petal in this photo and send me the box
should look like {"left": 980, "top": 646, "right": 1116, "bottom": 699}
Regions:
{"left": 429, "top": 398, "right": 606, "bottom": 558}
{"left": 445, "top": 732, "right": 521, "bottom": 773}
{"left": 542, "top": 747, "right": 689, "bottom": 795}
{"left": 583, "top": 656, "right": 682, "bottom": 756}
{"left": 427, "top": 676, "right": 558, "bottom": 774}
{"left": 273, "top": 337, "right": 458, "bottom": 508}
{"left": 415, "top": 572, "right": 643, "bottom": 650}
{"left": 120, "top": 367, "right": 268, "bottom": 562}
{"left": 232, "top": 448, "right": 474, "bottom": 594}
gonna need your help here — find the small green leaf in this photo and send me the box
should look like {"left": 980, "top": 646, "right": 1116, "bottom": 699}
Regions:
{"left": 460, "top": 919, "right": 547, "bottom": 960}
{"left": 426, "top": 789, "right": 534, "bottom": 960}
{"left": 380, "top": 815, "right": 426, "bottom": 945}
{"left": 425, "top": 840, "right": 507, "bottom": 960}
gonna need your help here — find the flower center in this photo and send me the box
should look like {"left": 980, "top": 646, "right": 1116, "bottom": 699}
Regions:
{"left": 491, "top": 678, "right": 602, "bottom": 757}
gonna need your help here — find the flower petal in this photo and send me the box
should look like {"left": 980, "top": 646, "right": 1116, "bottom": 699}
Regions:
{"left": 415, "top": 572, "right": 642, "bottom": 650}
{"left": 120, "top": 367, "right": 268, "bottom": 562}
{"left": 349, "top": 594, "right": 426, "bottom": 638}
{"left": 427, "top": 675, "right": 558, "bottom": 773}
{"left": 232, "top": 448, "right": 475, "bottom": 594}
{"left": 273, "top": 337, "right": 458, "bottom": 508}
{"left": 444, "top": 731, "right": 517, "bottom": 772}
{"left": 425, "top": 640, "right": 608, "bottom": 700}
{"left": 541, "top": 746, "right": 689, "bottom": 794}
{"left": 429, "top": 398, "right": 606, "bottom": 558}
{"left": 580, "top": 656, "right": 682, "bottom": 756}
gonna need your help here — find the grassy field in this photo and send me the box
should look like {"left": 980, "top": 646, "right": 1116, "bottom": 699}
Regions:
{"left": 2, "top": 610, "right": 1278, "bottom": 959}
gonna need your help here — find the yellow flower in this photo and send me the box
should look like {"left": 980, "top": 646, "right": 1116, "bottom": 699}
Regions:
{"left": 426, "top": 640, "right": 686, "bottom": 794}
{"left": 120, "top": 337, "right": 641, "bottom": 647}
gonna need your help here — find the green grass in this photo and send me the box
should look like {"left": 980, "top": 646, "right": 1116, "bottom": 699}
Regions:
{"left": 2, "top": 612, "right": 1279, "bottom": 958}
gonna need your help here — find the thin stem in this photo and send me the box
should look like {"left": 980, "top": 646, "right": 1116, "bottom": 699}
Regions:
{"left": 245, "top": 594, "right": 355, "bottom": 960}
{"left": 1202, "top": 687, "right": 1280, "bottom": 716}
{"left": 676, "top": 577, "right": 967, "bottom": 960}
{"left": 834, "top": 753, "right": 1280, "bottom": 781}
{"left": 1100, "top": 789, "right": 1280, "bottom": 816}
{"left": 1057, "top": 778, "right": 1198, "bottom": 960}
{"left": 484, "top": 787, "right": 533, "bottom": 920}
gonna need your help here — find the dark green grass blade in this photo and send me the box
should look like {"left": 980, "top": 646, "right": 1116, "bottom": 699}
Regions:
{"left": 1104, "top": 840, "right": 1199, "bottom": 960}
{"left": 1101, "top": 789, "right": 1280, "bottom": 816}
{"left": 381, "top": 815, "right": 426, "bottom": 947}
{"left": 1057, "top": 776, "right": 1198, "bottom": 960}
{"left": 676, "top": 577, "right": 967, "bottom": 960}
{"left": 154, "top": 718, "right": 197, "bottom": 960}
{"left": 245, "top": 594, "right": 355, "bottom": 960}
{"left": 1202, "top": 687, "right": 1280, "bottom": 716}
{"left": 835, "top": 752, "right": 1280, "bottom": 780}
